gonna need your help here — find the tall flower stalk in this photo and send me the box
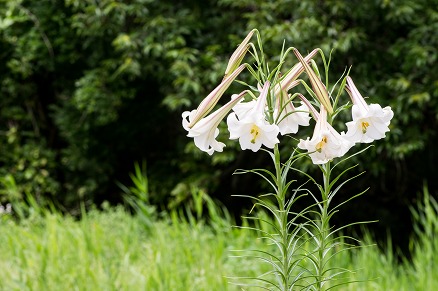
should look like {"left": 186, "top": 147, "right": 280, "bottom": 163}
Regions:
{"left": 272, "top": 144, "right": 301, "bottom": 290}
{"left": 181, "top": 29, "right": 393, "bottom": 290}
{"left": 314, "top": 162, "right": 333, "bottom": 290}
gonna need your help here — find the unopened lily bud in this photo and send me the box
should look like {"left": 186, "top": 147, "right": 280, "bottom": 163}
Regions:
{"left": 187, "top": 64, "right": 246, "bottom": 128}
{"left": 293, "top": 49, "right": 333, "bottom": 114}
{"left": 224, "top": 29, "right": 256, "bottom": 78}
{"left": 275, "top": 49, "right": 319, "bottom": 98}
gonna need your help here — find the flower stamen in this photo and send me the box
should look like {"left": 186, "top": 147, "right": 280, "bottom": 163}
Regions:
{"left": 250, "top": 125, "right": 260, "bottom": 144}
{"left": 361, "top": 121, "right": 370, "bottom": 133}
{"left": 316, "top": 136, "right": 327, "bottom": 152}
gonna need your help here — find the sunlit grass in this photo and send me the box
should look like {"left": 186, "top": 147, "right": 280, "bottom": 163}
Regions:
{"left": 0, "top": 205, "right": 270, "bottom": 291}
{"left": 0, "top": 191, "right": 437, "bottom": 291}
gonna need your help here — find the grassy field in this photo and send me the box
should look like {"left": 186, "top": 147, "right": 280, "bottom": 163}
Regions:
{"left": 0, "top": 193, "right": 437, "bottom": 291}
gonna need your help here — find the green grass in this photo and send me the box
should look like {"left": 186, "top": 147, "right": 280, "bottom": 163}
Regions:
{"left": 0, "top": 192, "right": 437, "bottom": 291}
{"left": 0, "top": 205, "right": 269, "bottom": 291}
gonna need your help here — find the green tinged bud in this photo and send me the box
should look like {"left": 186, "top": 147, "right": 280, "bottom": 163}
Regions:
{"left": 188, "top": 64, "right": 246, "bottom": 128}
{"left": 223, "top": 29, "right": 255, "bottom": 78}
{"left": 293, "top": 48, "right": 333, "bottom": 114}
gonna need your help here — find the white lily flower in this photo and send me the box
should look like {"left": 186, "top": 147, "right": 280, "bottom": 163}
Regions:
{"left": 231, "top": 97, "right": 256, "bottom": 120}
{"left": 298, "top": 106, "right": 353, "bottom": 164}
{"left": 183, "top": 91, "right": 247, "bottom": 155}
{"left": 227, "top": 81, "right": 280, "bottom": 152}
{"left": 277, "top": 102, "right": 311, "bottom": 135}
{"left": 344, "top": 76, "right": 394, "bottom": 143}
{"left": 276, "top": 89, "right": 311, "bottom": 135}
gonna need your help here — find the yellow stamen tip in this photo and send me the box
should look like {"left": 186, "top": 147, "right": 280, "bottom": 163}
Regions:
{"left": 361, "top": 121, "right": 370, "bottom": 134}
{"left": 316, "top": 136, "right": 327, "bottom": 152}
{"left": 250, "top": 125, "right": 260, "bottom": 144}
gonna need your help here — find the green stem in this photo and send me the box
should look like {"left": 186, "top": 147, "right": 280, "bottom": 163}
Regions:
{"left": 273, "top": 145, "right": 290, "bottom": 290}
{"left": 316, "top": 162, "right": 331, "bottom": 290}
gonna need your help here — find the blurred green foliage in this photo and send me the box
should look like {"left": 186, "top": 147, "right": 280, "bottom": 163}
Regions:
{"left": 0, "top": 0, "right": 436, "bottom": 238}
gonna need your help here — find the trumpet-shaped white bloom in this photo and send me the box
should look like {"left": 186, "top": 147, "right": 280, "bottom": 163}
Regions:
{"left": 298, "top": 107, "right": 353, "bottom": 164}
{"left": 344, "top": 77, "right": 394, "bottom": 143}
{"left": 227, "top": 113, "right": 280, "bottom": 152}
{"left": 277, "top": 101, "right": 311, "bottom": 135}
{"left": 183, "top": 91, "right": 247, "bottom": 155}
{"left": 227, "top": 82, "right": 280, "bottom": 152}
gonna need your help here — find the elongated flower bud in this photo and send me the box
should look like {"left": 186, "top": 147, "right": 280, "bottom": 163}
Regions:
{"left": 274, "top": 49, "right": 319, "bottom": 101}
{"left": 188, "top": 64, "right": 246, "bottom": 128}
{"left": 224, "top": 29, "right": 256, "bottom": 78}
{"left": 293, "top": 49, "right": 333, "bottom": 114}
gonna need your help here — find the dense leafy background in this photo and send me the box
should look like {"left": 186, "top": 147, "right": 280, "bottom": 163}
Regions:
{"left": 0, "top": 0, "right": 437, "bottom": 249}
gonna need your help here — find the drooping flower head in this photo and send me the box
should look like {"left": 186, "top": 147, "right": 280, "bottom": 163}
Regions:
{"left": 183, "top": 91, "right": 247, "bottom": 155}
{"left": 344, "top": 76, "right": 394, "bottom": 143}
{"left": 227, "top": 81, "right": 280, "bottom": 152}
{"left": 298, "top": 106, "right": 353, "bottom": 164}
